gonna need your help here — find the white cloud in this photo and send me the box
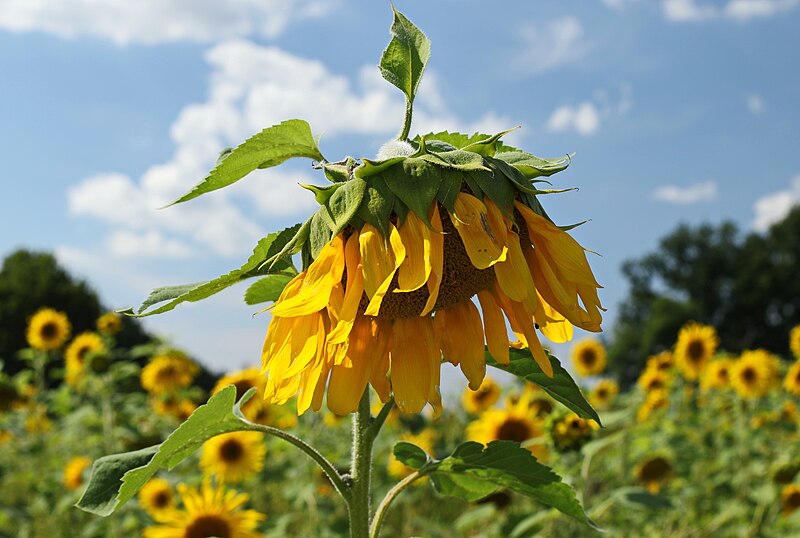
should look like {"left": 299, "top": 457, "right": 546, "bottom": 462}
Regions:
{"left": 653, "top": 180, "right": 717, "bottom": 204}
{"left": 662, "top": 0, "right": 799, "bottom": 21}
{"left": 67, "top": 40, "right": 514, "bottom": 261}
{"left": 547, "top": 102, "right": 601, "bottom": 136}
{"left": 746, "top": 94, "right": 765, "bottom": 114}
{"left": 514, "top": 17, "right": 590, "bottom": 75}
{"left": 0, "top": 0, "right": 334, "bottom": 45}
{"left": 752, "top": 175, "right": 800, "bottom": 231}
{"left": 601, "top": 0, "right": 640, "bottom": 8}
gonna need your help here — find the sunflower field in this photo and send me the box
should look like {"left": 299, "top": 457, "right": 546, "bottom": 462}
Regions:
{"left": 2, "top": 7, "right": 800, "bottom": 538}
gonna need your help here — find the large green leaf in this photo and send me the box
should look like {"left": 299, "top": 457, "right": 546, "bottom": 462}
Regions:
{"left": 309, "top": 210, "right": 333, "bottom": 259}
{"left": 122, "top": 224, "right": 300, "bottom": 317}
{"left": 494, "top": 151, "right": 571, "bottom": 179}
{"left": 318, "top": 177, "right": 366, "bottom": 237}
{"left": 427, "top": 441, "right": 593, "bottom": 527}
{"left": 77, "top": 386, "right": 254, "bottom": 516}
{"left": 382, "top": 157, "right": 442, "bottom": 225}
{"left": 168, "top": 119, "right": 324, "bottom": 205}
{"left": 357, "top": 176, "right": 396, "bottom": 238}
{"left": 379, "top": 7, "right": 430, "bottom": 103}
{"left": 485, "top": 156, "right": 539, "bottom": 194}
{"left": 486, "top": 348, "right": 600, "bottom": 424}
{"left": 467, "top": 168, "right": 516, "bottom": 215}
{"left": 393, "top": 441, "right": 430, "bottom": 470}
{"left": 244, "top": 274, "right": 294, "bottom": 305}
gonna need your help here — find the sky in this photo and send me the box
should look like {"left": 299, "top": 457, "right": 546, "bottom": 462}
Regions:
{"left": 1, "top": 0, "right": 799, "bottom": 395}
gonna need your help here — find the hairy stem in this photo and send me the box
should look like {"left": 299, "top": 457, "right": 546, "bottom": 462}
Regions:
{"left": 398, "top": 99, "right": 413, "bottom": 141}
{"left": 370, "top": 470, "right": 422, "bottom": 538}
{"left": 349, "top": 390, "right": 373, "bottom": 538}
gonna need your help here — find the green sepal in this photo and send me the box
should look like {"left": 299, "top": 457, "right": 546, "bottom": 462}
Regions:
{"left": 319, "top": 157, "right": 357, "bottom": 183}
{"left": 76, "top": 386, "right": 255, "bottom": 516}
{"left": 522, "top": 192, "right": 553, "bottom": 221}
{"left": 420, "top": 149, "right": 488, "bottom": 172}
{"left": 379, "top": 6, "right": 431, "bottom": 104}
{"left": 167, "top": 119, "right": 324, "bottom": 206}
{"left": 486, "top": 348, "right": 600, "bottom": 424}
{"left": 423, "top": 139, "right": 458, "bottom": 152}
{"left": 357, "top": 175, "right": 396, "bottom": 238}
{"left": 300, "top": 182, "right": 343, "bottom": 204}
{"left": 244, "top": 274, "right": 294, "bottom": 305}
{"left": 416, "top": 131, "right": 493, "bottom": 150}
{"left": 263, "top": 218, "right": 311, "bottom": 270}
{"left": 494, "top": 151, "right": 571, "bottom": 179}
{"left": 354, "top": 156, "right": 407, "bottom": 179}
{"left": 467, "top": 169, "right": 516, "bottom": 217}
{"left": 309, "top": 210, "right": 333, "bottom": 259}
{"left": 461, "top": 127, "right": 520, "bottom": 157}
{"left": 529, "top": 187, "right": 578, "bottom": 196}
{"left": 461, "top": 171, "right": 484, "bottom": 200}
{"left": 485, "top": 156, "right": 539, "bottom": 195}
{"left": 122, "top": 225, "right": 300, "bottom": 317}
{"left": 436, "top": 169, "right": 463, "bottom": 213}
{"left": 393, "top": 441, "right": 430, "bottom": 470}
{"left": 383, "top": 157, "right": 442, "bottom": 226}
{"left": 559, "top": 220, "right": 590, "bottom": 232}
{"left": 318, "top": 177, "right": 367, "bottom": 237}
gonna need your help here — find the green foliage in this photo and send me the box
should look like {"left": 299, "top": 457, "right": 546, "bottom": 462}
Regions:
{"left": 244, "top": 275, "right": 294, "bottom": 305}
{"left": 393, "top": 441, "right": 430, "bottom": 470}
{"left": 379, "top": 6, "right": 431, "bottom": 105}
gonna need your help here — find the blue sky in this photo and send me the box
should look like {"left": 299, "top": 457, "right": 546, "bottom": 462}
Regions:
{"left": 1, "top": 0, "right": 799, "bottom": 392}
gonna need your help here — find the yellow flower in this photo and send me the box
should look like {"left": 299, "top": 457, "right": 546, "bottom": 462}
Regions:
{"left": 785, "top": 361, "right": 800, "bottom": 397}
{"left": 139, "top": 478, "right": 175, "bottom": 518}
{"left": 791, "top": 325, "right": 800, "bottom": 360}
{"left": 589, "top": 379, "right": 619, "bottom": 410}
{"left": 637, "top": 368, "right": 670, "bottom": 393}
{"left": 260, "top": 189, "right": 603, "bottom": 416}
{"left": 141, "top": 352, "right": 199, "bottom": 395}
{"left": 637, "top": 390, "right": 669, "bottom": 423}
{"left": 0, "top": 429, "right": 13, "bottom": 445}
{"left": 143, "top": 480, "right": 266, "bottom": 538}
{"left": 646, "top": 351, "right": 673, "bottom": 372}
{"left": 64, "top": 456, "right": 92, "bottom": 491}
{"left": 151, "top": 396, "right": 198, "bottom": 422}
{"left": 674, "top": 322, "right": 718, "bottom": 381}
{"left": 782, "top": 484, "right": 800, "bottom": 516}
{"left": 730, "top": 350, "right": 775, "bottom": 399}
{"left": 96, "top": 311, "right": 123, "bottom": 335}
{"left": 211, "top": 367, "right": 297, "bottom": 427}
{"left": 64, "top": 332, "right": 106, "bottom": 386}
{"left": 212, "top": 368, "right": 264, "bottom": 400}
{"left": 200, "top": 432, "right": 266, "bottom": 484}
{"left": 462, "top": 377, "right": 501, "bottom": 415}
{"left": 550, "top": 412, "right": 598, "bottom": 452}
{"left": 634, "top": 455, "right": 673, "bottom": 493}
{"left": 26, "top": 307, "right": 71, "bottom": 351}
{"left": 571, "top": 338, "right": 606, "bottom": 377}
{"left": 388, "top": 429, "right": 435, "bottom": 479}
{"left": 700, "top": 359, "right": 733, "bottom": 391}
{"left": 467, "top": 396, "right": 547, "bottom": 460}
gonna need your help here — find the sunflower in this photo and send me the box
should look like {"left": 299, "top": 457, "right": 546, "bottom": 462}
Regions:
{"left": 634, "top": 455, "right": 673, "bottom": 494}
{"left": 64, "top": 456, "right": 92, "bottom": 491}
{"left": 507, "top": 384, "right": 556, "bottom": 418}
{"left": 141, "top": 352, "right": 199, "bottom": 395}
{"left": 139, "top": 478, "right": 175, "bottom": 518}
{"left": 64, "top": 332, "right": 106, "bottom": 386}
{"left": 152, "top": 396, "right": 198, "bottom": 422}
{"left": 143, "top": 480, "right": 266, "bottom": 538}
{"left": 200, "top": 432, "right": 266, "bottom": 484}
{"left": 589, "top": 379, "right": 619, "bottom": 410}
{"left": 96, "top": 311, "right": 123, "bottom": 335}
{"left": 646, "top": 351, "right": 673, "bottom": 372}
{"left": 467, "top": 396, "right": 547, "bottom": 459}
{"left": 211, "top": 367, "right": 294, "bottom": 427}
{"left": 388, "top": 429, "right": 435, "bottom": 479}
{"left": 257, "top": 132, "right": 604, "bottom": 417}
{"left": 462, "top": 376, "right": 501, "bottom": 415}
{"left": 674, "top": 322, "right": 718, "bottom": 381}
{"left": 571, "top": 338, "right": 606, "bottom": 377}
{"left": 700, "top": 358, "right": 733, "bottom": 391}
{"left": 791, "top": 325, "right": 800, "bottom": 360}
{"left": 550, "top": 412, "right": 598, "bottom": 452}
{"left": 26, "top": 308, "right": 71, "bottom": 351}
{"left": 730, "top": 350, "right": 775, "bottom": 399}
{"left": 637, "top": 389, "right": 669, "bottom": 423}
{"left": 784, "top": 361, "right": 800, "bottom": 397}
{"left": 637, "top": 368, "right": 670, "bottom": 393}
{"left": 782, "top": 484, "right": 800, "bottom": 516}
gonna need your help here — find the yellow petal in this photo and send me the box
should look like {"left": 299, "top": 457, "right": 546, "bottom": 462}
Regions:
{"left": 421, "top": 205, "right": 444, "bottom": 316}
{"left": 396, "top": 210, "right": 432, "bottom": 293}
{"left": 495, "top": 228, "right": 538, "bottom": 310}
{"left": 390, "top": 317, "right": 437, "bottom": 414}
{"left": 282, "top": 312, "right": 323, "bottom": 378}
{"left": 271, "top": 235, "right": 346, "bottom": 317}
{"left": 494, "top": 288, "right": 553, "bottom": 377}
{"left": 360, "top": 224, "right": 394, "bottom": 299}
{"left": 296, "top": 317, "right": 328, "bottom": 415}
{"left": 477, "top": 290, "right": 510, "bottom": 365}
{"left": 436, "top": 301, "right": 486, "bottom": 390}
{"left": 328, "top": 233, "right": 365, "bottom": 344}
{"left": 536, "top": 292, "right": 574, "bottom": 343}
{"left": 450, "top": 192, "right": 507, "bottom": 269}
{"left": 327, "top": 316, "right": 378, "bottom": 415}
{"left": 364, "top": 224, "right": 406, "bottom": 316}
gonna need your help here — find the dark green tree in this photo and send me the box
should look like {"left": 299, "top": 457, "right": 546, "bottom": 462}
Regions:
{"left": 608, "top": 207, "right": 800, "bottom": 387}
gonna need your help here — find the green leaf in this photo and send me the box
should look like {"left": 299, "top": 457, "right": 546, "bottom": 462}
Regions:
{"left": 123, "top": 224, "right": 300, "bottom": 317}
{"left": 393, "top": 441, "right": 430, "bottom": 470}
{"left": 318, "top": 178, "right": 366, "bottom": 237}
{"left": 461, "top": 127, "right": 520, "bottom": 157}
{"left": 357, "top": 176, "right": 396, "bottom": 238}
{"left": 320, "top": 157, "right": 357, "bottom": 183}
{"left": 168, "top": 119, "right": 324, "bottom": 205}
{"left": 417, "top": 131, "right": 492, "bottom": 149}
{"left": 486, "top": 348, "right": 600, "bottom": 424}
{"left": 436, "top": 170, "right": 463, "bottom": 213}
{"left": 612, "top": 487, "right": 674, "bottom": 510}
{"left": 263, "top": 218, "right": 311, "bottom": 270}
{"left": 420, "top": 149, "right": 488, "bottom": 172}
{"left": 382, "top": 157, "right": 442, "bottom": 225}
{"left": 485, "top": 156, "right": 540, "bottom": 194}
{"left": 379, "top": 7, "right": 431, "bottom": 103}
{"left": 494, "top": 151, "right": 571, "bottom": 179}
{"left": 299, "top": 182, "right": 342, "bottom": 204}
{"left": 430, "top": 472, "right": 501, "bottom": 501}
{"left": 244, "top": 274, "right": 294, "bottom": 305}
{"left": 354, "top": 156, "right": 407, "bottom": 179}
{"left": 77, "top": 386, "right": 254, "bottom": 516}
{"left": 428, "top": 441, "right": 593, "bottom": 526}
{"left": 467, "top": 168, "right": 516, "bottom": 216}
{"left": 309, "top": 210, "right": 332, "bottom": 259}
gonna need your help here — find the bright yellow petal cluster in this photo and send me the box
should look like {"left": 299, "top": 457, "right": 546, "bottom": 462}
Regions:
{"left": 637, "top": 368, "right": 670, "bottom": 393}
{"left": 785, "top": 361, "right": 800, "bottom": 397}
{"left": 96, "top": 311, "right": 123, "bottom": 335}
{"left": 141, "top": 352, "right": 199, "bottom": 395}
{"left": 462, "top": 376, "right": 501, "bottom": 415}
{"left": 26, "top": 308, "right": 71, "bottom": 351}
{"left": 261, "top": 194, "right": 603, "bottom": 415}
{"left": 139, "top": 478, "right": 175, "bottom": 518}
{"left": 646, "top": 351, "right": 673, "bottom": 372}
{"left": 65, "top": 332, "right": 106, "bottom": 387}
{"left": 674, "top": 322, "right": 719, "bottom": 381}
{"left": 637, "top": 389, "right": 669, "bottom": 423}
{"left": 782, "top": 484, "right": 800, "bottom": 516}
{"left": 790, "top": 325, "right": 800, "bottom": 360}
{"left": 63, "top": 456, "right": 92, "bottom": 491}
{"left": 589, "top": 379, "right": 619, "bottom": 410}
{"left": 700, "top": 359, "right": 733, "bottom": 391}
{"left": 730, "top": 350, "right": 778, "bottom": 400}
{"left": 571, "top": 338, "right": 606, "bottom": 377}
{"left": 200, "top": 431, "right": 266, "bottom": 484}
{"left": 467, "top": 394, "right": 547, "bottom": 460}
{"left": 550, "top": 412, "right": 598, "bottom": 452}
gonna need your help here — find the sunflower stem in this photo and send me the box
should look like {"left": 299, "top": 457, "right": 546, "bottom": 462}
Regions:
{"left": 369, "top": 470, "right": 422, "bottom": 538}
{"left": 348, "top": 389, "right": 373, "bottom": 538}
{"left": 397, "top": 99, "right": 413, "bottom": 142}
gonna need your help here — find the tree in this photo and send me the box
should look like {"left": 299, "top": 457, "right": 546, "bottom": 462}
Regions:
{"left": 607, "top": 207, "right": 800, "bottom": 387}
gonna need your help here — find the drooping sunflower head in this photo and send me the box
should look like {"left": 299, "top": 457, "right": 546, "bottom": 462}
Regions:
{"left": 589, "top": 379, "right": 619, "bottom": 410}
{"left": 64, "top": 332, "right": 106, "bottom": 387}
{"left": 791, "top": 325, "right": 800, "bottom": 360}
{"left": 257, "top": 126, "right": 605, "bottom": 417}
{"left": 634, "top": 455, "right": 673, "bottom": 494}
{"left": 96, "top": 311, "right": 123, "bottom": 335}
{"left": 730, "top": 350, "right": 776, "bottom": 400}
{"left": 550, "top": 412, "right": 598, "bottom": 452}
{"left": 637, "top": 368, "right": 670, "bottom": 393}
{"left": 674, "top": 322, "right": 718, "bottom": 381}
{"left": 637, "top": 389, "right": 669, "bottom": 423}
{"left": 26, "top": 307, "right": 71, "bottom": 351}
{"left": 143, "top": 480, "right": 266, "bottom": 538}
{"left": 388, "top": 429, "right": 435, "bottom": 479}
{"left": 782, "top": 484, "right": 800, "bottom": 516}
{"left": 462, "top": 376, "right": 501, "bottom": 415}
{"left": 467, "top": 396, "right": 547, "bottom": 459}
{"left": 63, "top": 456, "right": 92, "bottom": 491}
{"left": 700, "top": 358, "right": 733, "bottom": 391}
{"left": 571, "top": 338, "right": 607, "bottom": 377}
{"left": 138, "top": 478, "right": 175, "bottom": 518}
{"left": 784, "top": 361, "right": 800, "bottom": 397}
{"left": 141, "top": 352, "right": 199, "bottom": 395}
{"left": 200, "top": 431, "right": 266, "bottom": 484}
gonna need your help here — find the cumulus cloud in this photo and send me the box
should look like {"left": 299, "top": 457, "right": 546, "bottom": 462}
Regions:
{"left": 752, "top": 175, "right": 800, "bottom": 231}
{"left": 547, "top": 103, "right": 601, "bottom": 136}
{"left": 514, "top": 17, "right": 590, "bottom": 75}
{"left": 67, "top": 40, "right": 513, "bottom": 261}
{"left": 662, "top": 0, "right": 799, "bottom": 21}
{"left": 652, "top": 180, "right": 717, "bottom": 204}
{"left": 0, "top": 0, "right": 334, "bottom": 45}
